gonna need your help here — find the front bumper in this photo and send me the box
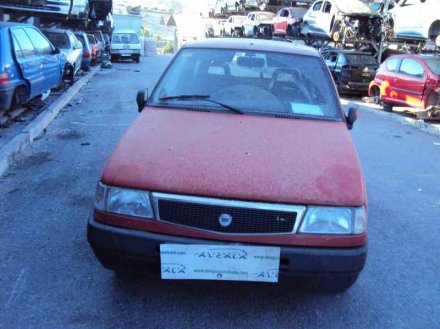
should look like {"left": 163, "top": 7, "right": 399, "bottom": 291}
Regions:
{"left": 110, "top": 52, "right": 140, "bottom": 61}
{"left": 340, "top": 81, "right": 370, "bottom": 93}
{"left": 88, "top": 216, "right": 367, "bottom": 278}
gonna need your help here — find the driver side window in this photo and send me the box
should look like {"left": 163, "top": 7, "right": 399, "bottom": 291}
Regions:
{"left": 313, "top": 1, "right": 323, "bottom": 11}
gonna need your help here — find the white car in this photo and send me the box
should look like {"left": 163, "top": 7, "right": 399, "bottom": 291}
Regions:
{"left": 222, "top": 15, "right": 247, "bottom": 37}
{"left": 242, "top": 11, "right": 275, "bottom": 37}
{"left": 110, "top": 30, "right": 141, "bottom": 63}
{"left": 301, "top": 0, "right": 382, "bottom": 42}
{"left": 388, "top": 0, "right": 440, "bottom": 47}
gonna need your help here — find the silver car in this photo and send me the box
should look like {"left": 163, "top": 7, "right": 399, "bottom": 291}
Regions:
{"left": 388, "top": 0, "right": 440, "bottom": 47}
{"left": 41, "top": 29, "right": 83, "bottom": 82}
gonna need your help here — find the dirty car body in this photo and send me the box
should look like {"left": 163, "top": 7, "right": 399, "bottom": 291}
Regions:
{"left": 301, "top": 0, "right": 382, "bottom": 44}
{"left": 88, "top": 39, "right": 367, "bottom": 292}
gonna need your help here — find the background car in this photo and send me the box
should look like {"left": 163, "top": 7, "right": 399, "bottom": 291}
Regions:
{"left": 0, "top": 0, "right": 89, "bottom": 20}
{"left": 110, "top": 30, "right": 141, "bottom": 63}
{"left": 388, "top": 0, "right": 440, "bottom": 47}
{"left": 321, "top": 49, "right": 378, "bottom": 95}
{"left": 242, "top": 11, "right": 275, "bottom": 37}
{"left": 214, "top": 0, "right": 240, "bottom": 15}
{"left": 87, "top": 34, "right": 102, "bottom": 65}
{"left": 41, "top": 28, "right": 83, "bottom": 82}
{"left": 273, "top": 6, "right": 308, "bottom": 37}
{"left": 222, "top": 15, "right": 246, "bottom": 37}
{"left": 74, "top": 31, "right": 92, "bottom": 72}
{"left": 369, "top": 54, "right": 440, "bottom": 116}
{"left": 301, "top": 0, "right": 382, "bottom": 43}
{"left": 0, "top": 22, "right": 65, "bottom": 112}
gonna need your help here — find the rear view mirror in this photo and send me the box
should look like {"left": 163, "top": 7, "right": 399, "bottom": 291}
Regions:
{"left": 346, "top": 107, "right": 359, "bottom": 130}
{"left": 136, "top": 89, "right": 148, "bottom": 112}
{"left": 237, "top": 56, "right": 265, "bottom": 68}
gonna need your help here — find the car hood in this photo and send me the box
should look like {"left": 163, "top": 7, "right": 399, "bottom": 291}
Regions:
{"left": 102, "top": 108, "right": 365, "bottom": 206}
{"left": 334, "top": 0, "right": 379, "bottom": 16}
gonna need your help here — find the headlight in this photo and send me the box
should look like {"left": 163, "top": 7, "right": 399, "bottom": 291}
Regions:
{"left": 299, "top": 206, "right": 367, "bottom": 235}
{"left": 94, "top": 182, "right": 154, "bottom": 219}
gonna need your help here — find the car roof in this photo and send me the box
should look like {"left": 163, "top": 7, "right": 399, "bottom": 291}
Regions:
{"left": 0, "top": 22, "right": 36, "bottom": 29}
{"left": 183, "top": 38, "right": 320, "bottom": 57}
{"left": 40, "top": 28, "right": 71, "bottom": 34}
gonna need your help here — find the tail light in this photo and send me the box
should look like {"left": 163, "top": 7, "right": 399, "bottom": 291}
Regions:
{"left": 84, "top": 50, "right": 91, "bottom": 58}
{"left": 0, "top": 73, "right": 9, "bottom": 85}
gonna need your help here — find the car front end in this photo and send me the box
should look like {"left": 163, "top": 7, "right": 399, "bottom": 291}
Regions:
{"left": 88, "top": 39, "right": 367, "bottom": 291}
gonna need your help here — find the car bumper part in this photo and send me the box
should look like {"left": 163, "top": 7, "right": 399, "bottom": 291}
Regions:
{"left": 87, "top": 215, "right": 367, "bottom": 279}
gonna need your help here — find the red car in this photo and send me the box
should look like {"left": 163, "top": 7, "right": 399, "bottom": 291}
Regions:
{"left": 86, "top": 34, "right": 102, "bottom": 65}
{"left": 88, "top": 39, "right": 367, "bottom": 292}
{"left": 369, "top": 54, "right": 440, "bottom": 116}
{"left": 273, "top": 7, "right": 308, "bottom": 37}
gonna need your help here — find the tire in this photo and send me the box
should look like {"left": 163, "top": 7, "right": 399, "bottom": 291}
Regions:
{"left": 435, "top": 35, "right": 440, "bottom": 48}
{"left": 10, "top": 86, "right": 27, "bottom": 110}
{"left": 425, "top": 91, "right": 440, "bottom": 117}
{"left": 331, "top": 21, "right": 342, "bottom": 42}
{"left": 253, "top": 26, "right": 259, "bottom": 38}
{"left": 382, "top": 101, "right": 393, "bottom": 112}
{"left": 135, "top": 57, "right": 140, "bottom": 63}
{"left": 370, "top": 86, "right": 380, "bottom": 104}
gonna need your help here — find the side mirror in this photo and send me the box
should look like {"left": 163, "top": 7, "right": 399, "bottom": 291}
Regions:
{"left": 53, "top": 47, "right": 61, "bottom": 54}
{"left": 136, "top": 89, "right": 148, "bottom": 112}
{"left": 346, "top": 107, "right": 359, "bottom": 130}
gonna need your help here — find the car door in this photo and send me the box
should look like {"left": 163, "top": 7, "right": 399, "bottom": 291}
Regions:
{"left": 325, "top": 51, "right": 339, "bottom": 81}
{"left": 24, "top": 27, "right": 62, "bottom": 90}
{"left": 11, "top": 27, "right": 45, "bottom": 98}
{"left": 319, "top": 1, "right": 335, "bottom": 36}
{"left": 275, "top": 9, "right": 288, "bottom": 33}
{"left": 306, "top": 1, "right": 323, "bottom": 34}
{"left": 69, "top": 32, "right": 82, "bottom": 73}
{"left": 394, "top": 58, "right": 426, "bottom": 107}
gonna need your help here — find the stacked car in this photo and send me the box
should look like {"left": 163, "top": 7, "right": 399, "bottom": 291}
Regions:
{"left": 0, "top": 22, "right": 67, "bottom": 111}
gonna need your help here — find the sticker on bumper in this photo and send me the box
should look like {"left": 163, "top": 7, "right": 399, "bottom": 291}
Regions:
{"left": 160, "top": 244, "right": 280, "bottom": 283}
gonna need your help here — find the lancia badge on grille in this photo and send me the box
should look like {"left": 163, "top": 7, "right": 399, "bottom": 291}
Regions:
{"left": 218, "top": 213, "right": 233, "bottom": 227}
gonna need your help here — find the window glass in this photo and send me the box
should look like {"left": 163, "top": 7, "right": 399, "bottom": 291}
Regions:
{"left": 399, "top": 58, "right": 424, "bottom": 77}
{"left": 256, "top": 13, "right": 274, "bottom": 21}
{"left": 12, "top": 28, "right": 37, "bottom": 58}
{"left": 323, "top": 2, "right": 332, "bottom": 13}
{"left": 112, "top": 33, "right": 139, "bottom": 44}
{"left": 25, "top": 28, "right": 53, "bottom": 56}
{"left": 12, "top": 35, "right": 24, "bottom": 60}
{"left": 150, "top": 48, "right": 341, "bottom": 120}
{"left": 313, "top": 1, "right": 323, "bottom": 11}
{"left": 292, "top": 8, "right": 307, "bottom": 19}
{"left": 386, "top": 58, "right": 400, "bottom": 72}
{"left": 423, "top": 58, "right": 440, "bottom": 76}
{"left": 44, "top": 32, "right": 70, "bottom": 49}
{"left": 345, "top": 54, "right": 377, "bottom": 65}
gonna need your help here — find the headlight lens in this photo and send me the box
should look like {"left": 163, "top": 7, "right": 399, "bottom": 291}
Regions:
{"left": 94, "top": 183, "right": 154, "bottom": 219}
{"left": 299, "top": 206, "right": 367, "bottom": 235}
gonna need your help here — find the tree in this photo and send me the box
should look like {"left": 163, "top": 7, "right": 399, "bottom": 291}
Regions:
{"left": 163, "top": 42, "right": 174, "bottom": 54}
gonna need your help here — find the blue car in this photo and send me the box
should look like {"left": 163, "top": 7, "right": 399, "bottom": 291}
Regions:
{"left": 0, "top": 22, "right": 67, "bottom": 111}
{"left": 74, "top": 31, "right": 92, "bottom": 72}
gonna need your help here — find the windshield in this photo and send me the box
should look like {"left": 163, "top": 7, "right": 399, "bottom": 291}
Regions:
{"left": 423, "top": 58, "right": 440, "bottom": 76}
{"left": 112, "top": 33, "right": 139, "bottom": 44}
{"left": 345, "top": 54, "right": 378, "bottom": 65}
{"left": 149, "top": 48, "right": 341, "bottom": 120}
{"left": 291, "top": 8, "right": 307, "bottom": 18}
{"left": 44, "top": 32, "right": 69, "bottom": 49}
{"left": 256, "top": 13, "right": 275, "bottom": 21}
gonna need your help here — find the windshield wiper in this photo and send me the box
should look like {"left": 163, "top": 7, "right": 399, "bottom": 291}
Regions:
{"left": 158, "top": 95, "right": 244, "bottom": 115}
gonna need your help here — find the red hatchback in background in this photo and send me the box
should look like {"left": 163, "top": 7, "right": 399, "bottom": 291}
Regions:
{"left": 273, "top": 7, "right": 308, "bottom": 37}
{"left": 369, "top": 54, "right": 440, "bottom": 117}
{"left": 87, "top": 34, "right": 102, "bottom": 65}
